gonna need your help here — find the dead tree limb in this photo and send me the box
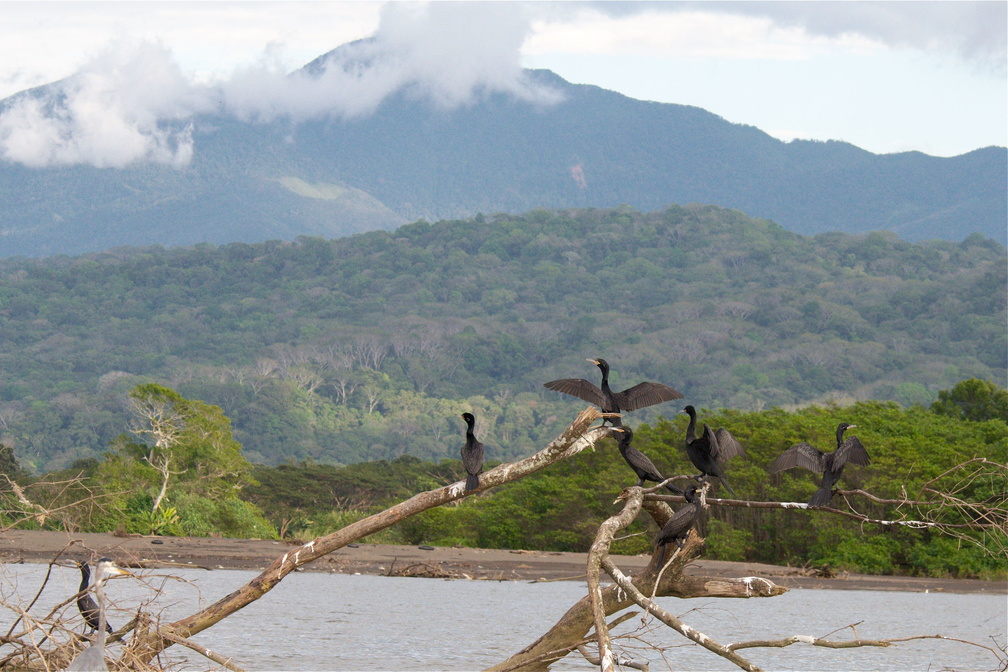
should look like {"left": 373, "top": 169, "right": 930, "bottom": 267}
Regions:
{"left": 601, "top": 557, "right": 763, "bottom": 672}
{"left": 649, "top": 493, "right": 1005, "bottom": 532}
{"left": 127, "top": 407, "right": 608, "bottom": 665}
{"left": 488, "top": 483, "right": 786, "bottom": 672}
{"left": 587, "top": 486, "right": 645, "bottom": 672}
{"left": 159, "top": 631, "right": 248, "bottom": 672}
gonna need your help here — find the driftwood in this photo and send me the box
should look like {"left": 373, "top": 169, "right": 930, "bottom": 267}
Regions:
{"left": 123, "top": 407, "right": 610, "bottom": 665}
{"left": 486, "top": 483, "right": 787, "bottom": 672}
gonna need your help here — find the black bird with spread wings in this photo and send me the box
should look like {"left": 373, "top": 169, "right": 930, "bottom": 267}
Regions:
{"left": 544, "top": 358, "right": 683, "bottom": 426}
{"left": 610, "top": 426, "right": 683, "bottom": 495}
{"left": 681, "top": 405, "right": 746, "bottom": 497}
{"left": 768, "top": 422, "right": 870, "bottom": 507}
{"left": 460, "top": 412, "right": 485, "bottom": 492}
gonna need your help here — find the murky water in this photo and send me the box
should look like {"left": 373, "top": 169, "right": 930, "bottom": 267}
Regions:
{"left": 2, "top": 562, "right": 1004, "bottom": 671}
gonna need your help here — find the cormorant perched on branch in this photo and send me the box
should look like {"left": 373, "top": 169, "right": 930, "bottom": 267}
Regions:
{"left": 76, "top": 560, "right": 113, "bottom": 634}
{"left": 543, "top": 358, "right": 683, "bottom": 426}
{"left": 611, "top": 426, "right": 683, "bottom": 494}
{"left": 460, "top": 412, "right": 485, "bottom": 492}
{"left": 654, "top": 486, "right": 701, "bottom": 566}
{"left": 681, "top": 405, "right": 745, "bottom": 496}
{"left": 768, "top": 422, "right": 870, "bottom": 507}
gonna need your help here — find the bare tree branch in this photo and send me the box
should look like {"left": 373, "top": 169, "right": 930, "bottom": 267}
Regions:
{"left": 601, "top": 556, "right": 763, "bottom": 672}
{"left": 159, "top": 631, "right": 248, "bottom": 672}
{"left": 127, "top": 407, "right": 610, "bottom": 664}
{"left": 489, "top": 481, "right": 786, "bottom": 672}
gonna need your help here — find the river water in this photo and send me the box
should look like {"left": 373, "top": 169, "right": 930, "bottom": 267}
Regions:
{"left": 2, "top": 563, "right": 1004, "bottom": 671}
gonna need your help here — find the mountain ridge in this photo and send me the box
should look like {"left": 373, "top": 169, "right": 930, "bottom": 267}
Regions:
{"left": 0, "top": 62, "right": 1004, "bottom": 258}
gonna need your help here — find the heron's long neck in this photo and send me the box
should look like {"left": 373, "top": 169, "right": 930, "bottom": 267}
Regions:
{"left": 96, "top": 580, "right": 109, "bottom": 647}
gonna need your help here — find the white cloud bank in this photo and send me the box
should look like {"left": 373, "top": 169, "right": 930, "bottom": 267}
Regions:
{"left": 0, "top": 2, "right": 558, "bottom": 168}
{"left": 0, "top": 42, "right": 205, "bottom": 168}
{"left": 221, "top": 3, "right": 558, "bottom": 122}
{"left": 0, "top": 1, "right": 1002, "bottom": 168}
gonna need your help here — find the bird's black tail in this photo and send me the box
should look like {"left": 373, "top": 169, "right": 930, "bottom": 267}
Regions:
{"left": 654, "top": 541, "right": 667, "bottom": 568}
{"left": 465, "top": 474, "right": 480, "bottom": 492}
{"left": 718, "top": 477, "right": 736, "bottom": 497}
{"left": 809, "top": 486, "right": 832, "bottom": 507}
{"left": 664, "top": 482, "right": 684, "bottom": 495}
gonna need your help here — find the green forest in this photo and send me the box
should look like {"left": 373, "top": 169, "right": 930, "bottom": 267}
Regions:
{"left": 3, "top": 378, "right": 1005, "bottom": 579}
{"left": 0, "top": 206, "right": 1004, "bottom": 473}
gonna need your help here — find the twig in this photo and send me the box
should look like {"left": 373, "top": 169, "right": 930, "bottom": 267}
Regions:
{"left": 728, "top": 632, "right": 1008, "bottom": 667}
{"left": 646, "top": 494, "right": 994, "bottom": 530}
{"left": 600, "top": 557, "right": 763, "bottom": 672}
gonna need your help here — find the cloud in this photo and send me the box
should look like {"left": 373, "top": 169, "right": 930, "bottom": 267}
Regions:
{"left": 526, "top": 8, "right": 842, "bottom": 61}
{"left": 581, "top": 1, "right": 1007, "bottom": 74}
{"left": 727, "top": 1, "right": 1006, "bottom": 74}
{"left": 0, "top": 42, "right": 207, "bottom": 168}
{"left": 222, "top": 2, "right": 559, "bottom": 121}
{"left": 0, "top": 2, "right": 561, "bottom": 167}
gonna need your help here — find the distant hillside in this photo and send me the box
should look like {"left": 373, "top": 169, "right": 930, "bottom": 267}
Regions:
{"left": 0, "top": 206, "right": 1003, "bottom": 473}
{"left": 0, "top": 61, "right": 1004, "bottom": 258}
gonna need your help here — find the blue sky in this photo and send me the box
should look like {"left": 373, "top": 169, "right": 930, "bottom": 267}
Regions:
{"left": 0, "top": 1, "right": 1004, "bottom": 167}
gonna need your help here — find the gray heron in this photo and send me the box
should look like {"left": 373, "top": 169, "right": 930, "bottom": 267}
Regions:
{"left": 67, "top": 558, "right": 133, "bottom": 672}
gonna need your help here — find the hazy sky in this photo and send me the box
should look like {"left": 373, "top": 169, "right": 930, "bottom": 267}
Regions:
{"left": 0, "top": 1, "right": 1004, "bottom": 169}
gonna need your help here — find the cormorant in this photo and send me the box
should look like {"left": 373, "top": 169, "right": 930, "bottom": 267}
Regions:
{"left": 610, "top": 426, "right": 683, "bottom": 494}
{"left": 654, "top": 486, "right": 701, "bottom": 565}
{"left": 76, "top": 560, "right": 113, "bottom": 634}
{"left": 768, "top": 422, "right": 870, "bottom": 507}
{"left": 543, "top": 358, "right": 683, "bottom": 426}
{"left": 681, "top": 405, "right": 745, "bottom": 496}
{"left": 67, "top": 558, "right": 133, "bottom": 672}
{"left": 460, "top": 412, "right": 485, "bottom": 492}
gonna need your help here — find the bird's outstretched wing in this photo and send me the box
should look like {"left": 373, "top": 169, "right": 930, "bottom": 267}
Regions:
{"left": 836, "top": 435, "right": 870, "bottom": 467}
{"left": 543, "top": 378, "right": 607, "bottom": 408}
{"left": 768, "top": 442, "right": 826, "bottom": 473}
{"left": 614, "top": 382, "right": 683, "bottom": 412}
{"left": 710, "top": 427, "right": 746, "bottom": 462}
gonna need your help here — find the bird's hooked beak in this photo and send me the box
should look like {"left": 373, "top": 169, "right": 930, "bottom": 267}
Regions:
{"left": 848, "top": 424, "right": 857, "bottom": 429}
{"left": 586, "top": 358, "right": 599, "bottom": 365}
